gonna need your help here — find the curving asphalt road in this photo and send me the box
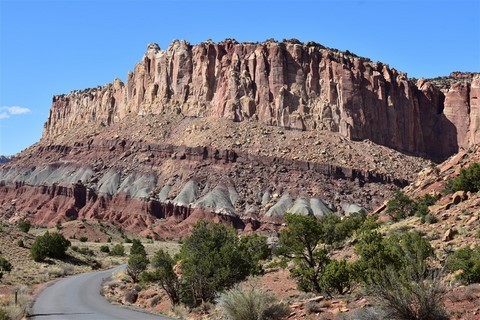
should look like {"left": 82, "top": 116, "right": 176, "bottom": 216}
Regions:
{"left": 29, "top": 265, "right": 172, "bottom": 320}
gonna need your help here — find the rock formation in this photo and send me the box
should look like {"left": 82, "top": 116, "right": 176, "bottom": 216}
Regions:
{"left": 44, "top": 39, "right": 478, "bottom": 160}
{"left": 1, "top": 39, "right": 479, "bottom": 238}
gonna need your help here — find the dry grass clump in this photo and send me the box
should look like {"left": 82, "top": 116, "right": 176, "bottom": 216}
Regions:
{"left": 0, "top": 286, "right": 32, "bottom": 320}
{"left": 217, "top": 283, "right": 289, "bottom": 320}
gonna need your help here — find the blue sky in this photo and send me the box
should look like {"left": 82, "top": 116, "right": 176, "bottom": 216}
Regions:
{"left": 1, "top": 0, "right": 479, "bottom": 156}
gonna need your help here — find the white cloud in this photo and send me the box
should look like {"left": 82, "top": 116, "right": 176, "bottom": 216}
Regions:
{"left": 0, "top": 106, "right": 31, "bottom": 119}
{"left": 7, "top": 106, "right": 30, "bottom": 115}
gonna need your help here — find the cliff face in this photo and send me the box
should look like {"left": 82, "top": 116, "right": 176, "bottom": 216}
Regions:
{"left": 43, "top": 39, "right": 477, "bottom": 160}
{"left": 2, "top": 39, "right": 478, "bottom": 238}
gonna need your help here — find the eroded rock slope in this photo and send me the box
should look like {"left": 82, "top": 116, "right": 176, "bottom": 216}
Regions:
{"left": 1, "top": 39, "right": 478, "bottom": 238}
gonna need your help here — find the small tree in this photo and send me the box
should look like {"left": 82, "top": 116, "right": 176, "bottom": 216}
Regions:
{"left": 445, "top": 162, "right": 480, "bottom": 193}
{"left": 238, "top": 233, "right": 270, "bottom": 275}
{"left": 0, "top": 257, "right": 12, "bottom": 280}
{"left": 386, "top": 191, "right": 416, "bottom": 221}
{"left": 30, "top": 232, "right": 71, "bottom": 262}
{"left": 127, "top": 254, "right": 148, "bottom": 283}
{"left": 179, "top": 221, "right": 259, "bottom": 306}
{"left": 446, "top": 247, "right": 480, "bottom": 284}
{"left": 17, "top": 219, "right": 31, "bottom": 233}
{"left": 142, "top": 250, "right": 180, "bottom": 305}
{"left": 356, "top": 230, "right": 447, "bottom": 320}
{"left": 130, "top": 239, "right": 147, "bottom": 257}
{"left": 321, "top": 259, "right": 354, "bottom": 295}
{"left": 109, "top": 244, "right": 125, "bottom": 256}
{"left": 276, "top": 213, "right": 328, "bottom": 293}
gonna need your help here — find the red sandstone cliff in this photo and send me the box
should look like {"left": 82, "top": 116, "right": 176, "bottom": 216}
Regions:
{"left": 43, "top": 39, "right": 478, "bottom": 160}
{"left": 1, "top": 39, "right": 479, "bottom": 237}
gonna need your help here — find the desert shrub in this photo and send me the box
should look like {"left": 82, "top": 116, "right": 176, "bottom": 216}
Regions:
{"left": 278, "top": 212, "right": 369, "bottom": 295}
{"left": 334, "top": 211, "right": 371, "bottom": 239}
{"left": 385, "top": 191, "right": 439, "bottom": 222}
{"left": 321, "top": 259, "right": 355, "bottom": 295}
{"left": 79, "top": 237, "right": 88, "bottom": 242}
{"left": 304, "top": 301, "right": 323, "bottom": 314}
{"left": 127, "top": 254, "right": 149, "bottom": 283}
{"left": 354, "top": 230, "right": 434, "bottom": 283}
{"left": 0, "top": 257, "right": 12, "bottom": 280}
{"left": 386, "top": 191, "right": 416, "bottom": 221}
{"left": 276, "top": 213, "right": 329, "bottom": 293}
{"left": 238, "top": 233, "right": 270, "bottom": 275}
{"left": 179, "top": 221, "right": 262, "bottom": 307}
{"left": 445, "top": 162, "right": 480, "bottom": 193}
{"left": 446, "top": 247, "right": 480, "bottom": 284}
{"left": 317, "top": 212, "right": 369, "bottom": 245}
{"left": 369, "top": 264, "right": 447, "bottom": 320}
{"left": 77, "top": 247, "right": 95, "bottom": 256}
{"left": 124, "top": 290, "right": 138, "bottom": 304}
{"left": 109, "top": 244, "right": 125, "bottom": 256}
{"left": 30, "top": 232, "right": 71, "bottom": 262}
{"left": 357, "top": 230, "right": 447, "bottom": 320}
{"left": 0, "top": 309, "right": 10, "bottom": 320}
{"left": 99, "top": 245, "right": 110, "bottom": 253}
{"left": 423, "top": 213, "right": 438, "bottom": 224}
{"left": 17, "top": 219, "right": 31, "bottom": 233}
{"left": 17, "top": 239, "right": 24, "bottom": 247}
{"left": 141, "top": 249, "right": 180, "bottom": 305}
{"left": 217, "top": 284, "right": 289, "bottom": 320}
{"left": 130, "top": 239, "right": 146, "bottom": 257}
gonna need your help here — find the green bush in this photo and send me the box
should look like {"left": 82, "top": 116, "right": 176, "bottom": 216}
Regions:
{"left": 109, "top": 244, "right": 125, "bottom": 256}
{"left": 386, "top": 191, "right": 416, "bottom": 221}
{"left": 77, "top": 247, "right": 95, "bottom": 256}
{"left": 423, "top": 214, "right": 438, "bottom": 224}
{"left": 179, "top": 221, "right": 262, "bottom": 307}
{"left": 141, "top": 249, "right": 180, "bottom": 305}
{"left": 369, "top": 263, "right": 447, "bottom": 320}
{"left": 30, "top": 232, "right": 71, "bottom": 262}
{"left": 386, "top": 192, "right": 439, "bottom": 221}
{"left": 127, "top": 254, "right": 149, "bottom": 283}
{"left": 445, "top": 163, "right": 480, "bottom": 193}
{"left": 238, "top": 233, "right": 270, "bottom": 275}
{"left": 354, "top": 230, "right": 434, "bottom": 283}
{"left": 17, "top": 219, "right": 31, "bottom": 233}
{"left": 79, "top": 237, "right": 88, "bottom": 242}
{"left": 321, "top": 259, "right": 355, "bottom": 295}
{"left": 17, "top": 239, "right": 24, "bottom": 248}
{"left": 446, "top": 247, "right": 480, "bottom": 284}
{"left": 276, "top": 213, "right": 328, "bottom": 293}
{"left": 0, "top": 308, "right": 11, "bottom": 320}
{"left": 0, "top": 257, "right": 12, "bottom": 280}
{"left": 355, "top": 230, "right": 446, "bottom": 320}
{"left": 130, "top": 239, "right": 146, "bottom": 257}
{"left": 100, "top": 245, "right": 110, "bottom": 253}
{"left": 217, "top": 284, "right": 289, "bottom": 320}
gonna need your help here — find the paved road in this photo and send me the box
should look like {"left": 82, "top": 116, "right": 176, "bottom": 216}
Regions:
{"left": 30, "top": 265, "right": 171, "bottom": 320}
